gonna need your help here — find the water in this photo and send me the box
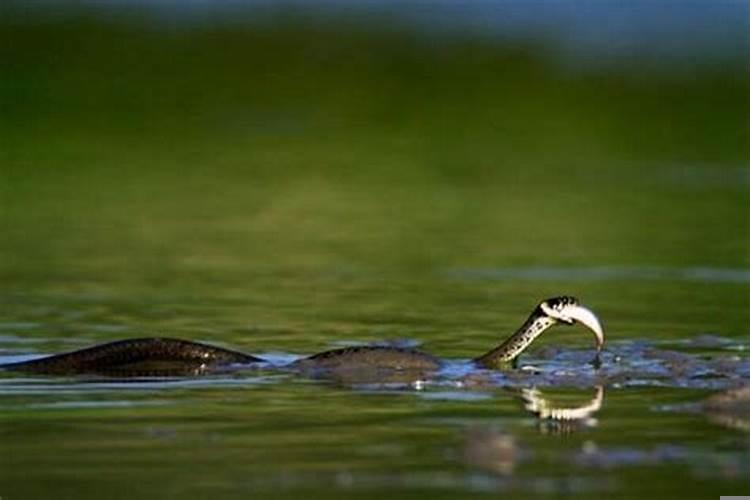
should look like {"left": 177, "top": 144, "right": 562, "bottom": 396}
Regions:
{"left": 1, "top": 277, "right": 747, "bottom": 499}
{"left": 0, "top": 7, "right": 748, "bottom": 500}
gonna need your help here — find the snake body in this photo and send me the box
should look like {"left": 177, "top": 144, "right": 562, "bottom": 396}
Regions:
{"left": 1, "top": 297, "right": 604, "bottom": 376}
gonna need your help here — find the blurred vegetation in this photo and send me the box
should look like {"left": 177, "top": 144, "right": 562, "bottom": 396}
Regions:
{"left": 1, "top": 12, "right": 748, "bottom": 290}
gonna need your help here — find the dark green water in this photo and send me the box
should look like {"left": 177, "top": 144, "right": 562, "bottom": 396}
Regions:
{"left": 1, "top": 9, "right": 749, "bottom": 499}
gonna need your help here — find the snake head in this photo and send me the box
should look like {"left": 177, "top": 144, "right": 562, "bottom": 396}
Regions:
{"left": 539, "top": 296, "right": 605, "bottom": 353}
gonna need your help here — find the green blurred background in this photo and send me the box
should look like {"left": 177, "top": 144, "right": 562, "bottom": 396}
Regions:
{"left": 1, "top": 3, "right": 749, "bottom": 499}
{"left": 2, "top": 2, "right": 748, "bottom": 292}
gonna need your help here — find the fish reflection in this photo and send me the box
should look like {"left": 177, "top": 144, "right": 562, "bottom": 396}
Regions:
{"left": 520, "top": 385, "right": 604, "bottom": 434}
{"left": 462, "top": 386, "right": 605, "bottom": 476}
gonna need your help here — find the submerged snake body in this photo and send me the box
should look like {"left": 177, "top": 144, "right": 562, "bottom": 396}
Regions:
{"left": 1, "top": 297, "right": 604, "bottom": 377}
{"left": 292, "top": 345, "right": 440, "bottom": 372}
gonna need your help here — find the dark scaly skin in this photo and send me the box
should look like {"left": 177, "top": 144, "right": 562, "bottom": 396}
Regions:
{"left": 290, "top": 346, "right": 440, "bottom": 385}
{"left": 292, "top": 345, "right": 440, "bottom": 371}
{"left": 297, "top": 306, "right": 560, "bottom": 367}
{"left": 294, "top": 297, "right": 596, "bottom": 375}
{"left": 290, "top": 309, "right": 556, "bottom": 375}
{"left": 287, "top": 323, "right": 533, "bottom": 376}
{"left": 1, "top": 337, "right": 261, "bottom": 376}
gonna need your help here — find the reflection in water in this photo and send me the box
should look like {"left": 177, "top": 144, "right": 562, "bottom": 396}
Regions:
{"left": 703, "top": 385, "right": 750, "bottom": 433}
{"left": 463, "top": 427, "right": 518, "bottom": 476}
{"left": 521, "top": 386, "right": 604, "bottom": 421}
{"left": 463, "top": 386, "right": 605, "bottom": 477}
{"left": 294, "top": 365, "right": 434, "bottom": 387}
{"left": 520, "top": 386, "right": 605, "bottom": 435}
